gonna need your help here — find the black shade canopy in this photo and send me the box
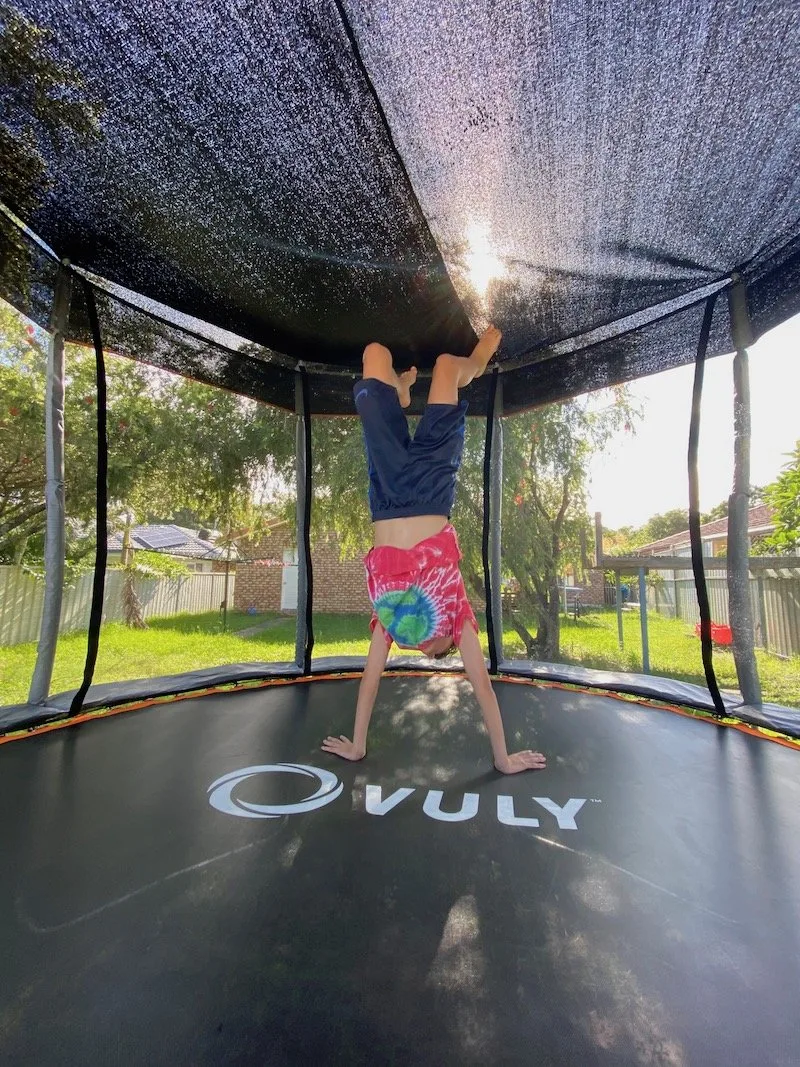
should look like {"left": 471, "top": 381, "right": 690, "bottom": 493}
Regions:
{"left": 1, "top": 0, "right": 799, "bottom": 411}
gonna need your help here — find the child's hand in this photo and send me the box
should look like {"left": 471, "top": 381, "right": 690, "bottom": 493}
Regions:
{"left": 494, "top": 750, "right": 547, "bottom": 774}
{"left": 321, "top": 735, "right": 366, "bottom": 761}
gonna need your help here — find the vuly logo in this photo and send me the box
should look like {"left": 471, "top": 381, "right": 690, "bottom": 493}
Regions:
{"left": 208, "top": 764, "right": 594, "bottom": 830}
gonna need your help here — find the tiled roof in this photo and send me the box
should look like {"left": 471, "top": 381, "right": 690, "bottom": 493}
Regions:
{"left": 635, "top": 504, "right": 775, "bottom": 554}
{"left": 107, "top": 524, "right": 236, "bottom": 560}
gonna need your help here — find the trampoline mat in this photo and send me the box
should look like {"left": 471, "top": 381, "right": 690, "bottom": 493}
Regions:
{"left": 2, "top": 674, "right": 799, "bottom": 1065}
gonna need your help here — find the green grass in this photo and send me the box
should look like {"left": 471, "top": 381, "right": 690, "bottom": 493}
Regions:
{"left": 504, "top": 607, "right": 800, "bottom": 709}
{"left": 1, "top": 606, "right": 798, "bottom": 709}
{"left": 0, "top": 611, "right": 377, "bottom": 705}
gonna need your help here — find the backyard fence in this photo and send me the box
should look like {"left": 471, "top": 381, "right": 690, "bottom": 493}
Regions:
{"left": 642, "top": 568, "right": 800, "bottom": 659}
{"left": 0, "top": 567, "right": 234, "bottom": 647}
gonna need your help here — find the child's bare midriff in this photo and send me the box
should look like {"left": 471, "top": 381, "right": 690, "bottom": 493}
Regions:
{"left": 372, "top": 514, "right": 448, "bottom": 549}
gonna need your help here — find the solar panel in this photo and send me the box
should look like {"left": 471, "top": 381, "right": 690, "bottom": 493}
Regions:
{"left": 137, "top": 526, "right": 185, "bottom": 551}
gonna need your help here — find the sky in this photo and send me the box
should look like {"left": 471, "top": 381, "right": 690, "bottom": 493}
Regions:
{"left": 587, "top": 314, "right": 800, "bottom": 529}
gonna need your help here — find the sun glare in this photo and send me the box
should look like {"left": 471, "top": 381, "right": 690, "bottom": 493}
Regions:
{"left": 465, "top": 221, "right": 506, "bottom": 297}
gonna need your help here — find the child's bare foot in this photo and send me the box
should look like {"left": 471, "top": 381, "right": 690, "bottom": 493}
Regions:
{"left": 431, "top": 326, "right": 502, "bottom": 395}
{"left": 396, "top": 367, "right": 417, "bottom": 408}
{"left": 468, "top": 324, "right": 502, "bottom": 377}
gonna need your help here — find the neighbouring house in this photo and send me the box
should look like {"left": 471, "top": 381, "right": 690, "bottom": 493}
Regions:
{"left": 633, "top": 504, "right": 776, "bottom": 558}
{"left": 107, "top": 524, "right": 236, "bottom": 573}
{"left": 235, "top": 521, "right": 371, "bottom": 615}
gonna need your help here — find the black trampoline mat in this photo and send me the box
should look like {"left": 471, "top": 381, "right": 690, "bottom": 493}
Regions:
{"left": 2, "top": 675, "right": 799, "bottom": 1065}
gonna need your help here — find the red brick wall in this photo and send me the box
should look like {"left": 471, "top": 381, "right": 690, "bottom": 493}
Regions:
{"left": 234, "top": 528, "right": 287, "bottom": 612}
{"left": 583, "top": 568, "right": 606, "bottom": 606}
{"left": 234, "top": 527, "right": 370, "bottom": 614}
{"left": 312, "top": 537, "right": 372, "bottom": 613}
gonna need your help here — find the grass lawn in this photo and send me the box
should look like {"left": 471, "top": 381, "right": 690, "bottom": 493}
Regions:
{"left": 506, "top": 608, "right": 800, "bottom": 709}
{"left": 1, "top": 606, "right": 798, "bottom": 709}
{"left": 0, "top": 611, "right": 377, "bottom": 705}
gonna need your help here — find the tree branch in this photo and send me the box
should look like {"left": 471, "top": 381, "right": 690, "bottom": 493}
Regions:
{"left": 0, "top": 501, "right": 46, "bottom": 538}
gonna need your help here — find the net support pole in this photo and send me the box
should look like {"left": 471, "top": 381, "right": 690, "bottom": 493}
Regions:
{"left": 294, "top": 369, "right": 313, "bottom": 673}
{"left": 68, "top": 281, "right": 109, "bottom": 717}
{"left": 489, "top": 375, "right": 504, "bottom": 668}
{"left": 727, "top": 280, "right": 761, "bottom": 707}
{"left": 482, "top": 370, "right": 502, "bottom": 673}
{"left": 28, "top": 263, "right": 72, "bottom": 706}
{"left": 688, "top": 294, "right": 726, "bottom": 715}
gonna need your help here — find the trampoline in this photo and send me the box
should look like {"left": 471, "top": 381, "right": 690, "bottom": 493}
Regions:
{"left": 2, "top": 674, "right": 800, "bottom": 1065}
{"left": 2, "top": 0, "right": 800, "bottom": 1063}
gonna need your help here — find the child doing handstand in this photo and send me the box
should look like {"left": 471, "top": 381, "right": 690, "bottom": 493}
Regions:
{"left": 321, "top": 326, "right": 547, "bottom": 776}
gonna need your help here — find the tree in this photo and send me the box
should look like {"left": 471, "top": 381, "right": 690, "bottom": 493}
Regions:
{"left": 0, "top": 303, "right": 49, "bottom": 561}
{"left": 764, "top": 442, "right": 800, "bottom": 554}
{"left": 602, "top": 525, "right": 641, "bottom": 555}
{"left": 162, "top": 376, "right": 294, "bottom": 534}
{"left": 453, "top": 393, "right": 635, "bottom": 660}
{"left": 0, "top": 299, "right": 297, "bottom": 566}
{"left": 0, "top": 303, "right": 185, "bottom": 562}
{"left": 639, "top": 508, "right": 689, "bottom": 543}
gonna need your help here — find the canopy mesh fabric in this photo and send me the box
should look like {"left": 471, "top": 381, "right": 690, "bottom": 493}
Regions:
{"left": 1, "top": 0, "right": 799, "bottom": 412}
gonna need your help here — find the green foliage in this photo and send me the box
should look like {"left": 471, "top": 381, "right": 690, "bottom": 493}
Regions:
{"left": 112, "top": 549, "right": 190, "bottom": 578}
{"left": 309, "top": 418, "right": 373, "bottom": 557}
{"left": 0, "top": 299, "right": 297, "bottom": 565}
{"left": 700, "top": 501, "right": 728, "bottom": 525}
{"left": 454, "top": 391, "right": 637, "bottom": 657}
{"left": 638, "top": 508, "right": 689, "bottom": 544}
{"left": 163, "top": 376, "right": 294, "bottom": 532}
{"left": 764, "top": 442, "right": 800, "bottom": 554}
{"left": 0, "top": 304, "right": 49, "bottom": 561}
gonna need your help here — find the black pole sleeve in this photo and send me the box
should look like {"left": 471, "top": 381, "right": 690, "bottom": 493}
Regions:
{"left": 69, "top": 281, "right": 108, "bottom": 716}
{"left": 483, "top": 369, "right": 500, "bottom": 673}
{"left": 688, "top": 294, "right": 726, "bottom": 717}
{"left": 300, "top": 367, "right": 314, "bottom": 673}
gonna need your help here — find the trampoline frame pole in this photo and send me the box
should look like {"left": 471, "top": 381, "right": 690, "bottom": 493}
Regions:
{"left": 29, "top": 264, "right": 72, "bottom": 706}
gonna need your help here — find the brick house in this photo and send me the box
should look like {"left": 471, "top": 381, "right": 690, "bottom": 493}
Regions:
{"left": 235, "top": 521, "right": 371, "bottom": 614}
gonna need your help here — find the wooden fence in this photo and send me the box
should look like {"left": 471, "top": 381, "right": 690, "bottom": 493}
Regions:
{"left": 643, "top": 569, "right": 800, "bottom": 659}
{"left": 0, "top": 567, "right": 234, "bottom": 647}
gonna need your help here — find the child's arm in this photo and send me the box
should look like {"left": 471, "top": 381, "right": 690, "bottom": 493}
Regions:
{"left": 458, "top": 623, "right": 547, "bottom": 775}
{"left": 321, "top": 622, "right": 390, "bottom": 761}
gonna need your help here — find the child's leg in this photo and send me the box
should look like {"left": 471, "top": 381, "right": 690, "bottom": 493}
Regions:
{"left": 427, "top": 325, "right": 501, "bottom": 405}
{"left": 362, "top": 342, "right": 417, "bottom": 409}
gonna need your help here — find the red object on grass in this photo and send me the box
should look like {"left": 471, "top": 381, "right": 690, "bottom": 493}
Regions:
{"left": 695, "top": 622, "right": 733, "bottom": 645}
